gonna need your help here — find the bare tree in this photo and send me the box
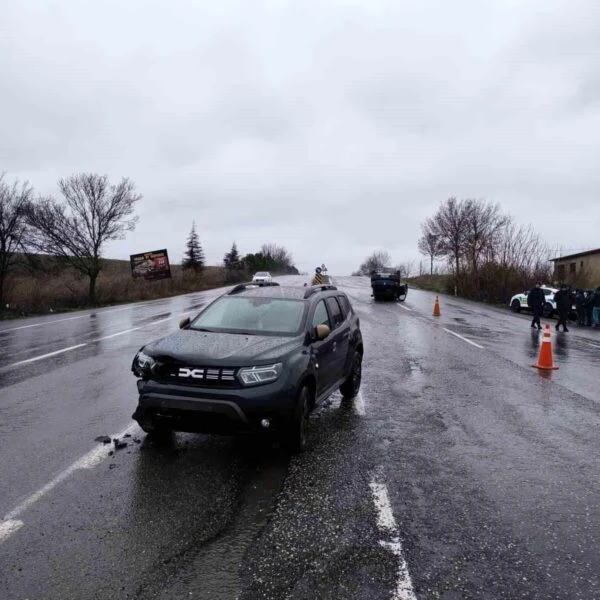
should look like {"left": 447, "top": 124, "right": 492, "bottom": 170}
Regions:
{"left": 395, "top": 261, "right": 414, "bottom": 279}
{"left": 462, "top": 199, "right": 508, "bottom": 274}
{"left": 426, "top": 197, "right": 469, "bottom": 280}
{"left": 357, "top": 250, "right": 391, "bottom": 275}
{"left": 0, "top": 174, "right": 33, "bottom": 309}
{"left": 260, "top": 243, "right": 293, "bottom": 269}
{"left": 417, "top": 225, "right": 443, "bottom": 275}
{"left": 27, "top": 173, "right": 141, "bottom": 304}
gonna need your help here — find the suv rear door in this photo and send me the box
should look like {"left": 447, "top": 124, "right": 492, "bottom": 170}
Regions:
{"left": 324, "top": 295, "right": 351, "bottom": 383}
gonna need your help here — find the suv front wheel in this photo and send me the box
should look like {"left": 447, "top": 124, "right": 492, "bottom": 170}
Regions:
{"left": 282, "top": 385, "right": 311, "bottom": 453}
{"left": 340, "top": 351, "right": 362, "bottom": 399}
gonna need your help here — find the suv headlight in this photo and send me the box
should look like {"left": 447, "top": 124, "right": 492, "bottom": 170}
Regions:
{"left": 238, "top": 363, "right": 283, "bottom": 386}
{"left": 133, "top": 351, "right": 156, "bottom": 376}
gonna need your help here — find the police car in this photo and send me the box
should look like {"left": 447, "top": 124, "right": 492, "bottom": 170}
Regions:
{"left": 509, "top": 285, "right": 558, "bottom": 318}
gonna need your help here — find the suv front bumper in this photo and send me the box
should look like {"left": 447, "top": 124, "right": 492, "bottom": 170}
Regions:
{"left": 133, "top": 377, "right": 298, "bottom": 435}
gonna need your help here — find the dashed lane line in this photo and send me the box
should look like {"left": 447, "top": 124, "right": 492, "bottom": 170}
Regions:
{"left": 0, "top": 304, "right": 150, "bottom": 334}
{"left": 355, "top": 392, "right": 416, "bottom": 599}
{"left": 369, "top": 478, "right": 417, "bottom": 600}
{"left": 398, "top": 304, "right": 412, "bottom": 311}
{"left": 0, "top": 423, "right": 137, "bottom": 545}
{"left": 443, "top": 327, "right": 484, "bottom": 349}
{"left": 1, "top": 310, "right": 197, "bottom": 371}
{"left": 6, "top": 343, "right": 88, "bottom": 368}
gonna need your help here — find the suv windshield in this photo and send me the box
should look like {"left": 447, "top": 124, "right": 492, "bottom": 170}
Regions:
{"left": 255, "top": 272, "right": 269, "bottom": 277}
{"left": 190, "top": 296, "right": 306, "bottom": 335}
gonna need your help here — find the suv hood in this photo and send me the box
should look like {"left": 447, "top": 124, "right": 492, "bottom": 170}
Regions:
{"left": 143, "top": 330, "right": 300, "bottom": 365}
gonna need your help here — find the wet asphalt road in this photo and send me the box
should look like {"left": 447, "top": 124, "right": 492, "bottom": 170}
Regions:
{"left": 1, "top": 276, "right": 599, "bottom": 599}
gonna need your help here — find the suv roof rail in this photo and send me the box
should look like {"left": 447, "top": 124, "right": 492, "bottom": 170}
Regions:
{"left": 303, "top": 284, "right": 338, "bottom": 299}
{"left": 228, "top": 281, "right": 280, "bottom": 295}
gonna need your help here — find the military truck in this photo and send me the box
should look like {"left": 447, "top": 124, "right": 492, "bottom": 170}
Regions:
{"left": 370, "top": 269, "right": 408, "bottom": 302}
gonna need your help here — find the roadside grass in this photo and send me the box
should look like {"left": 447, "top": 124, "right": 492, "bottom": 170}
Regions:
{"left": 1, "top": 257, "right": 231, "bottom": 319}
{"left": 408, "top": 274, "right": 452, "bottom": 294}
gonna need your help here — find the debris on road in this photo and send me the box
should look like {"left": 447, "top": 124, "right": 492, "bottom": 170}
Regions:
{"left": 113, "top": 438, "right": 128, "bottom": 450}
{"left": 94, "top": 435, "right": 112, "bottom": 444}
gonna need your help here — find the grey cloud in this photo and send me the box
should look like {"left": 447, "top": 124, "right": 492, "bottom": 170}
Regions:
{"left": 2, "top": 0, "right": 600, "bottom": 274}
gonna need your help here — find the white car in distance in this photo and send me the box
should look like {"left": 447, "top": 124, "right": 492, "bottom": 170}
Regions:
{"left": 252, "top": 271, "right": 273, "bottom": 283}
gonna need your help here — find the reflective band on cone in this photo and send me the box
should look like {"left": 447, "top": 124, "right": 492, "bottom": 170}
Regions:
{"left": 532, "top": 324, "right": 559, "bottom": 370}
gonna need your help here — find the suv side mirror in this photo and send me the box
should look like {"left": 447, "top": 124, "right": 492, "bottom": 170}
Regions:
{"left": 314, "top": 324, "right": 330, "bottom": 340}
{"left": 179, "top": 317, "right": 191, "bottom": 329}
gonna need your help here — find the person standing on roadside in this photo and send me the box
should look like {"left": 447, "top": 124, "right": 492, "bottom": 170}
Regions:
{"left": 593, "top": 286, "right": 600, "bottom": 328}
{"left": 584, "top": 289, "right": 594, "bottom": 326}
{"left": 554, "top": 284, "right": 571, "bottom": 332}
{"left": 527, "top": 282, "right": 545, "bottom": 330}
{"left": 575, "top": 289, "right": 587, "bottom": 326}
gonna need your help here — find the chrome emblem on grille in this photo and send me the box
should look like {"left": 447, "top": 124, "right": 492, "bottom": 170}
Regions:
{"left": 177, "top": 367, "right": 205, "bottom": 379}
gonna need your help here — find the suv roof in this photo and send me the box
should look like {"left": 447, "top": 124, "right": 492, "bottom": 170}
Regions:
{"left": 228, "top": 282, "right": 339, "bottom": 300}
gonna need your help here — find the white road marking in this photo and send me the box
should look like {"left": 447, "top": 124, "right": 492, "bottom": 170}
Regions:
{"left": 0, "top": 520, "right": 24, "bottom": 543}
{"left": 1, "top": 424, "right": 137, "bottom": 544}
{"left": 0, "top": 304, "right": 148, "bottom": 334}
{"left": 443, "top": 327, "right": 484, "bottom": 349}
{"left": 0, "top": 314, "right": 89, "bottom": 332}
{"left": 3, "top": 310, "right": 198, "bottom": 370}
{"left": 369, "top": 479, "right": 417, "bottom": 600}
{"left": 96, "top": 327, "right": 140, "bottom": 341}
{"left": 353, "top": 391, "right": 366, "bottom": 416}
{"left": 397, "top": 304, "right": 412, "bottom": 311}
{"left": 7, "top": 343, "right": 87, "bottom": 367}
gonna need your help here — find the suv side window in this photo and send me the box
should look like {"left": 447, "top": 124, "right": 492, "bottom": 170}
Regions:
{"left": 326, "top": 297, "right": 344, "bottom": 329}
{"left": 312, "top": 300, "right": 331, "bottom": 329}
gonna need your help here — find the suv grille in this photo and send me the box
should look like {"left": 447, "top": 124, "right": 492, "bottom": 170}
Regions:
{"left": 161, "top": 366, "right": 239, "bottom": 388}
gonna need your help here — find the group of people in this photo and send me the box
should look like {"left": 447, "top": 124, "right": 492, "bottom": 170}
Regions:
{"left": 527, "top": 283, "right": 600, "bottom": 332}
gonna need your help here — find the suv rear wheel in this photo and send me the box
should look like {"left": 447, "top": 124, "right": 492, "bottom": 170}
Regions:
{"left": 282, "top": 385, "right": 311, "bottom": 453}
{"left": 543, "top": 302, "right": 554, "bottom": 318}
{"left": 510, "top": 299, "right": 521, "bottom": 313}
{"left": 340, "top": 351, "right": 362, "bottom": 399}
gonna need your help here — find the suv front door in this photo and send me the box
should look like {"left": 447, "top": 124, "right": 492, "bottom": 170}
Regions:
{"left": 310, "top": 299, "right": 338, "bottom": 396}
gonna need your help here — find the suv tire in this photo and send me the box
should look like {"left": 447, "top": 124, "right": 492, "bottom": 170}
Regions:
{"left": 139, "top": 418, "right": 171, "bottom": 438}
{"left": 511, "top": 299, "right": 521, "bottom": 313}
{"left": 340, "top": 351, "right": 362, "bottom": 399}
{"left": 282, "top": 385, "right": 311, "bottom": 453}
{"left": 543, "top": 302, "right": 554, "bottom": 318}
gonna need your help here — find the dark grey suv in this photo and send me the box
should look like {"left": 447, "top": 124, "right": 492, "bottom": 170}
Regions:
{"left": 131, "top": 282, "right": 363, "bottom": 452}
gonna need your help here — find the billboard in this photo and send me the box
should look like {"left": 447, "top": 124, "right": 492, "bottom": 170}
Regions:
{"left": 130, "top": 248, "right": 172, "bottom": 280}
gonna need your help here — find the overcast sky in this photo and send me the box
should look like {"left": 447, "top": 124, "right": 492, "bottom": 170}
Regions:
{"left": 2, "top": 0, "right": 599, "bottom": 274}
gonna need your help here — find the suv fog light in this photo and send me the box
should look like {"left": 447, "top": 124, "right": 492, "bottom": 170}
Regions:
{"left": 261, "top": 418, "right": 271, "bottom": 429}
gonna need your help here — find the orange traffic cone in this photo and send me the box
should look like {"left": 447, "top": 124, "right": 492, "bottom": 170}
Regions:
{"left": 532, "top": 324, "right": 559, "bottom": 370}
{"left": 433, "top": 296, "right": 441, "bottom": 316}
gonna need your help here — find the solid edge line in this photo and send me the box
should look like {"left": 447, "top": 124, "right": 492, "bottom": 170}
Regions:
{"left": 443, "top": 327, "right": 484, "bottom": 349}
{"left": 1, "top": 423, "right": 138, "bottom": 544}
{"left": 369, "top": 479, "right": 417, "bottom": 600}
